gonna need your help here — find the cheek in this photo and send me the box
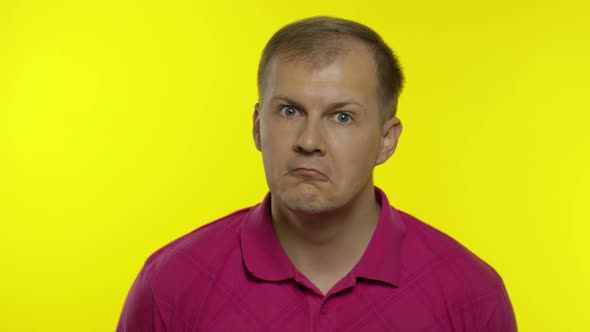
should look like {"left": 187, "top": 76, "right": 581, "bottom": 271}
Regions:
{"left": 260, "top": 118, "right": 290, "bottom": 165}
{"left": 259, "top": 116, "right": 277, "bottom": 149}
{"left": 329, "top": 131, "right": 379, "bottom": 174}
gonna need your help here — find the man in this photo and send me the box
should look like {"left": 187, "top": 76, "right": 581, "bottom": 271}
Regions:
{"left": 117, "top": 16, "right": 517, "bottom": 331}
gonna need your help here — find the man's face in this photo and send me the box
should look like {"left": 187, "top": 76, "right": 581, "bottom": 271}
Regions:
{"left": 253, "top": 42, "right": 401, "bottom": 214}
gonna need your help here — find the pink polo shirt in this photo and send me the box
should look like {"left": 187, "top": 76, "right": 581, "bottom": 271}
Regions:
{"left": 117, "top": 186, "right": 517, "bottom": 331}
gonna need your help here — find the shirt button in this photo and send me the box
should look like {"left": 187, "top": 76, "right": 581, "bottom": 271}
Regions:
{"left": 320, "top": 304, "right": 328, "bottom": 314}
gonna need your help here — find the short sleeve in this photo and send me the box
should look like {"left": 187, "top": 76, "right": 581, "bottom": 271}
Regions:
{"left": 483, "top": 282, "right": 518, "bottom": 332}
{"left": 116, "top": 264, "right": 166, "bottom": 332}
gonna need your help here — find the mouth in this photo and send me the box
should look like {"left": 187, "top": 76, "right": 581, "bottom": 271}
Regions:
{"left": 288, "top": 168, "right": 329, "bottom": 181}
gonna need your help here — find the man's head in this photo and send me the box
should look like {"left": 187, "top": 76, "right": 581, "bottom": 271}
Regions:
{"left": 253, "top": 16, "right": 405, "bottom": 214}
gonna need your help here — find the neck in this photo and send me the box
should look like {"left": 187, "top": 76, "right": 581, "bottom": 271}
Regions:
{"left": 270, "top": 183, "right": 382, "bottom": 282}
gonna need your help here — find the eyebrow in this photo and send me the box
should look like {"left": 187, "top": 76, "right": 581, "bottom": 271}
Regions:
{"left": 270, "top": 96, "right": 366, "bottom": 113}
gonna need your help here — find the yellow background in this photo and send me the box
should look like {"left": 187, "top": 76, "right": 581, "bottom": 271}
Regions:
{"left": 1, "top": 0, "right": 588, "bottom": 330}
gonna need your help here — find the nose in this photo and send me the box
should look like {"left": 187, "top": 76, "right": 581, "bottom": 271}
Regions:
{"left": 294, "top": 117, "right": 326, "bottom": 156}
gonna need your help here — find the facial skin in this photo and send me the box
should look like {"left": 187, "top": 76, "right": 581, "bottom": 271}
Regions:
{"left": 253, "top": 40, "right": 402, "bottom": 217}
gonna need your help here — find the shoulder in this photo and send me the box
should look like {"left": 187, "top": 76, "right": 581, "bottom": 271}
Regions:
{"left": 139, "top": 206, "right": 253, "bottom": 294}
{"left": 395, "top": 209, "right": 517, "bottom": 330}
{"left": 396, "top": 209, "right": 507, "bottom": 302}
{"left": 117, "top": 206, "right": 256, "bottom": 330}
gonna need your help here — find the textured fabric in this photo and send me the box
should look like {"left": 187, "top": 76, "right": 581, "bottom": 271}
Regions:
{"left": 117, "top": 186, "right": 517, "bottom": 331}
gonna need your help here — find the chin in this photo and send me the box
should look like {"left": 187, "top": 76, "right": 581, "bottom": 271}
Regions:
{"left": 276, "top": 184, "right": 339, "bottom": 214}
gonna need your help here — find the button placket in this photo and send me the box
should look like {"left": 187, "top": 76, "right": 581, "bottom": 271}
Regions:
{"left": 320, "top": 302, "right": 328, "bottom": 314}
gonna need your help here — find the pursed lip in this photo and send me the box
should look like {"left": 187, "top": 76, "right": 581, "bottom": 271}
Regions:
{"left": 288, "top": 167, "right": 329, "bottom": 181}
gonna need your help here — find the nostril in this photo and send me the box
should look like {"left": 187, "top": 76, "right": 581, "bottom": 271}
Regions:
{"left": 294, "top": 144, "right": 323, "bottom": 156}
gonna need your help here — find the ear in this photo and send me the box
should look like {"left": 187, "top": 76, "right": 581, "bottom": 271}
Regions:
{"left": 375, "top": 116, "right": 402, "bottom": 165}
{"left": 253, "top": 103, "right": 262, "bottom": 151}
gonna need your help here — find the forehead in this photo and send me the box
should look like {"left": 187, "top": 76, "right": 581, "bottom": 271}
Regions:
{"left": 263, "top": 42, "right": 380, "bottom": 106}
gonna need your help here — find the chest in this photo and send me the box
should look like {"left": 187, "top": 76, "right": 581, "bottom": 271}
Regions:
{"left": 160, "top": 279, "right": 472, "bottom": 332}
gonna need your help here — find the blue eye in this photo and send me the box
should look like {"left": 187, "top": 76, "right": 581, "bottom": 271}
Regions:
{"left": 280, "top": 105, "right": 299, "bottom": 117}
{"left": 335, "top": 112, "right": 352, "bottom": 123}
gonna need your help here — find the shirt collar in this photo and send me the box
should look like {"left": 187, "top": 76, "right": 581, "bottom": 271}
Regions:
{"left": 240, "top": 186, "right": 407, "bottom": 286}
{"left": 240, "top": 191, "right": 294, "bottom": 281}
